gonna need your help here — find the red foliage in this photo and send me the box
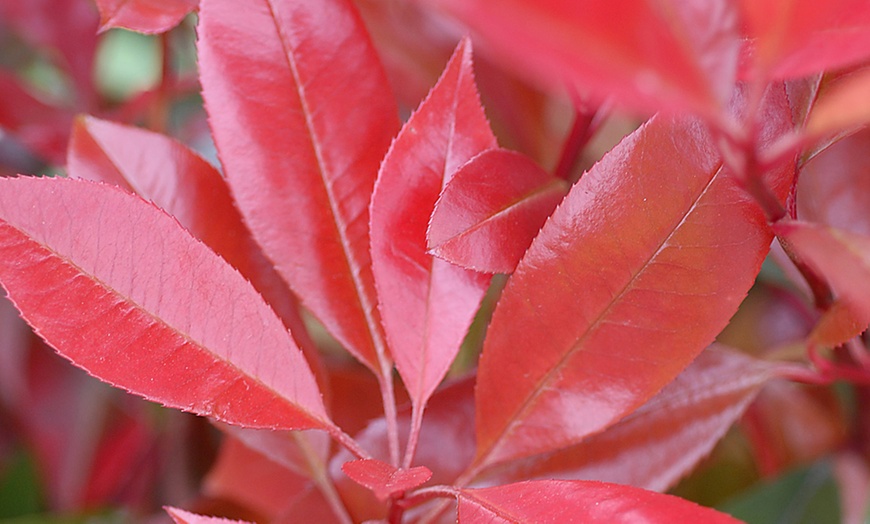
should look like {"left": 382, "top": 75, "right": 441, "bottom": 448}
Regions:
{"left": 1, "top": 0, "right": 870, "bottom": 522}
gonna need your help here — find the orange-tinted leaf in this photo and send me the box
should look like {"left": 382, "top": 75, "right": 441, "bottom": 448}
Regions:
{"left": 0, "top": 177, "right": 329, "bottom": 431}
{"left": 428, "top": 148, "right": 568, "bottom": 273}
{"left": 370, "top": 39, "right": 494, "bottom": 407}
{"left": 475, "top": 92, "right": 793, "bottom": 466}
{"left": 739, "top": 0, "right": 870, "bottom": 81}
{"left": 423, "top": 0, "right": 740, "bottom": 118}
{"left": 811, "top": 300, "right": 866, "bottom": 347}
{"left": 456, "top": 480, "right": 742, "bottom": 523}
{"left": 479, "top": 347, "right": 775, "bottom": 491}
{"left": 167, "top": 507, "right": 252, "bottom": 524}
{"left": 95, "top": 0, "right": 197, "bottom": 33}
{"left": 805, "top": 67, "right": 870, "bottom": 138}
{"left": 198, "top": 0, "right": 400, "bottom": 370}
{"left": 341, "top": 459, "right": 432, "bottom": 500}
{"left": 775, "top": 221, "right": 870, "bottom": 337}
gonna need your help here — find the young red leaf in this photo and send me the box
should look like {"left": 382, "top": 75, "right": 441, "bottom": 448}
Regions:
{"left": 95, "top": 0, "right": 197, "bottom": 34}
{"left": 198, "top": 0, "right": 400, "bottom": 371}
{"left": 478, "top": 346, "right": 776, "bottom": 491}
{"left": 474, "top": 94, "right": 793, "bottom": 467}
{"left": 370, "top": 38, "right": 495, "bottom": 409}
{"left": 456, "top": 480, "right": 742, "bottom": 523}
{"left": 775, "top": 220, "right": 870, "bottom": 335}
{"left": 427, "top": 148, "right": 568, "bottom": 273}
{"left": 341, "top": 458, "right": 432, "bottom": 501}
{"left": 167, "top": 507, "right": 253, "bottom": 524}
{"left": 739, "top": 0, "right": 870, "bottom": 81}
{"left": 67, "top": 115, "right": 327, "bottom": 392}
{"left": 804, "top": 67, "right": 870, "bottom": 139}
{"left": 422, "top": 0, "right": 740, "bottom": 119}
{"left": 0, "top": 177, "right": 330, "bottom": 432}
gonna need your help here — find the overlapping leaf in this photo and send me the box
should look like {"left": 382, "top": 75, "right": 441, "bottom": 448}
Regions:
{"left": 478, "top": 347, "right": 776, "bottom": 490}
{"left": 167, "top": 507, "right": 252, "bottom": 524}
{"left": 456, "top": 480, "right": 742, "bottom": 523}
{"left": 198, "top": 0, "right": 400, "bottom": 371}
{"left": 428, "top": 148, "right": 568, "bottom": 273}
{"left": 422, "top": 0, "right": 740, "bottom": 119}
{"left": 342, "top": 459, "right": 432, "bottom": 500}
{"left": 775, "top": 220, "right": 870, "bottom": 338}
{"left": 370, "top": 39, "right": 495, "bottom": 408}
{"left": 0, "top": 177, "right": 329, "bottom": 432}
{"left": 474, "top": 88, "right": 794, "bottom": 467}
{"left": 95, "top": 0, "right": 197, "bottom": 33}
{"left": 739, "top": 0, "right": 870, "bottom": 81}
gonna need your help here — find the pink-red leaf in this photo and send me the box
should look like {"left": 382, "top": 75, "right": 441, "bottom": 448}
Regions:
{"left": 167, "top": 507, "right": 252, "bottom": 524}
{"left": 95, "top": 0, "right": 197, "bottom": 34}
{"left": 740, "top": 0, "right": 870, "bottom": 81}
{"left": 0, "top": 177, "right": 329, "bottom": 431}
{"left": 341, "top": 459, "right": 432, "bottom": 501}
{"left": 428, "top": 148, "right": 568, "bottom": 273}
{"left": 456, "top": 480, "right": 742, "bottom": 523}
{"left": 423, "top": 0, "right": 740, "bottom": 119}
{"left": 478, "top": 346, "right": 776, "bottom": 491}
{"left": 198, "top": 0, "right": 400, "bottom": 370}
{"left": 474, "top": 91, "right": 793, "bottom": 467}
{"left": 66, "top": 115, "right": 327, "bottom": 392}
{"left": 804, "top": 67, "right": 870, "bottom": 138}
{"left": 775, "top": 220, "right": 870, "bottom": 336}
{"left": 370, "top": 38, "right": 495, "bottom": 408}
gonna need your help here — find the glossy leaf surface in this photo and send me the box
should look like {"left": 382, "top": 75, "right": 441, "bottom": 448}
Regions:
{"left": 475, "top": 97, "right": 793, "bottom": 466}
{"left": 370, "top": 39, "right": 495, "bottom": 406}
{"left": 804, "top": 67, "right": 870, "bottom": 139}
{"left": 0, "top": 177, "right": 329, "bottom": 431}
{"left": 341, "top": 459, "right": 432, "bottom": 500}
{"left": 428, "top": 148, "right": 567, "bottom": 273}
{"left": 198, "top": 0, "right": 400, "bottom": 370}
{"left": 457, "top": 480, "right": 742, "bottom": 523}
{"left": 66, "top": 115, "right": 325, "bottom": 388}
{"left": 739, "top": 0, "right": 870, "bottom": 81}
{"left": 167, "top": 507, "right": 252, "bottom": 524}
{"left": 95, "top": 0, "right": 197, "bottom": 33}
{"left": 479, "top": 347, "right": 775, "bottom": 491}
{"left": 423, "top": 0, "right": 740, "bottom": 118}
{"left": 775, "top": 220, "right": 870, "bottom": 332}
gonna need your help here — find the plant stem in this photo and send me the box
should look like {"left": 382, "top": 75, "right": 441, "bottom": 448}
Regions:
{"left": 402, "top": 404, "right": 425, "bottom": 469}
{"left": 552, "top": 102, "right": 601, "bottom": 181}
{"left": 327, "top": 424, "right": 371, "bottom": 461}
{"left": 295, "top": 432, "right": 354, "bottom": 524}
{"left": 377, "top": 364, "right": 401, "bottom": 466}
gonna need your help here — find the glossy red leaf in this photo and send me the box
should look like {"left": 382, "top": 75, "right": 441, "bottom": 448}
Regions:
{"left": 422, "top": 0, "right": 740, "bottom": 119}
{"left": 198, "top": 0, "right": 400, "bottom": 371}
{"left": 775, "top": 220, "right": 870, "bottom": 334}
{"left": 342, "top": 459, "right": 432, "bottom": 500}
{"left": 474, "top": 92, "right": 793, "bottom": 467}
{"left": 0, "top": 177, "right": 329, "bottom": 432}
{"left": 456, "top": 480, "right": 742, "bottom": 523}
{"left": 95, "top": 0, "right": 197, "bottom": 33}
{"left": 739, "top": 0, "right": 870, "bottom": 81}
{"left": 370, "top": 39, "right": 495, "bottom": 408}
{"left": 167, "top": 507, "right": 253, "bottom": 524}
{"left": 66, "top": 115, "right": 327, "bottom": 392}
{"left": 479, "top": 347, "right": 776, "bottom": 491}
{"left": 428, "top": 148, "right": 568, "bottom": 273}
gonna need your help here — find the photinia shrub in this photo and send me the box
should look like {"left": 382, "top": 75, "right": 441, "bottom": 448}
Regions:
{"left": 2, "top": 0, "right": 870, "bottom": 522}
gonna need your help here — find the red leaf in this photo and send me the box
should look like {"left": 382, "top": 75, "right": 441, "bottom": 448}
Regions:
{"left": 66, "top": 115, "right": 328, "bottom": 393}
{"left": 198, "top": 0, "right": 400, "bottom": 371}
{"left": 478, "top": 346, "right": 776, "bottom": 491}
{"left": 167, "top": 507, "right": 253, "bottom": 524}
{"left": 775, "top": 220, "right": 870, "bottom": 335}
{"left": 342, "top": 459, "right": 432, "bottom": 500}
{"left": 0, "top": 177, "right": 329, "bottom": 431}
{"left": 804, "top": 66, "right": 870, "bottom": 138}
{"left": 474, "top": 91, "right": 793, "bottom": 467}
{"left": 739, "top": 0, "right": 870, "bottom": 81}
{"left": 422, "top": 0, "right": 740, "bottom": 119}
{"left": 456, "top": 480, "right": 742, "bottom": 523}
{"left": 370, "top": 38, "right": 495, "bottom": 408}
{"left": 428, "top": 148, "right": 568, "bottom": 273}
{"left": 95, "top": 0, "right": 197, "bottom": 34}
